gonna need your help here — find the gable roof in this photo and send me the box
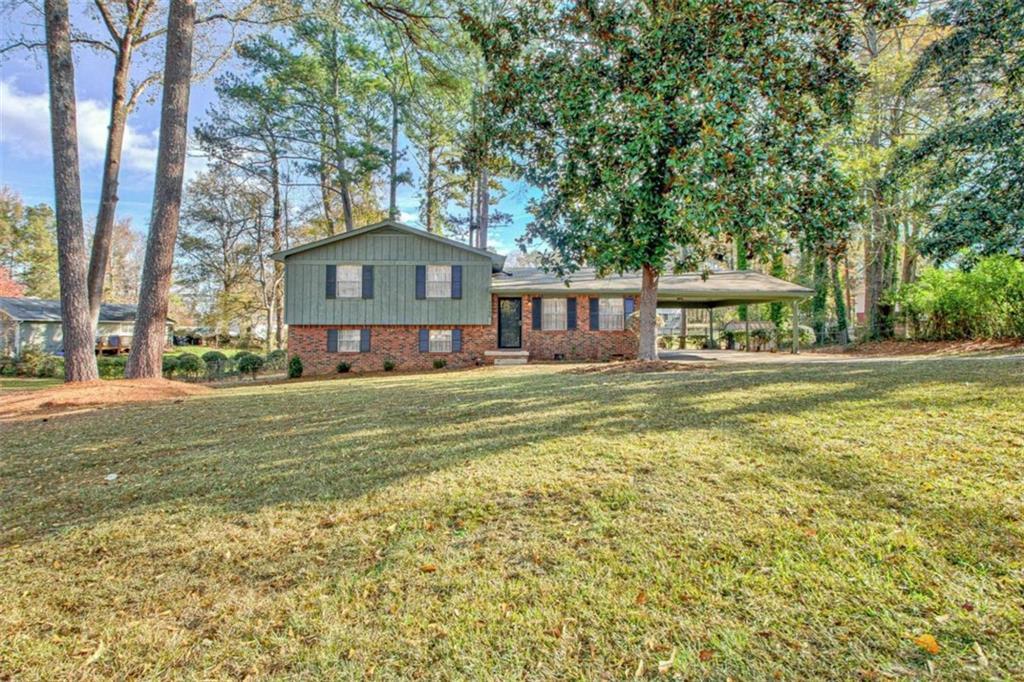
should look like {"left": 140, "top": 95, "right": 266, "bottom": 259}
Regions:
{"left": 0, "top": 297, "right": 172, "bottom": 323}
{"left": 271, "top": 220, "right": 507, "bottom": 272}
{"left": 492, "top": 268, "right": 812, "bottom": 305}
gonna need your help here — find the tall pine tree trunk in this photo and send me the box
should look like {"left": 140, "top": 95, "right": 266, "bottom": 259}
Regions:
{"left": 425, "top": 143, "right": 437, "bottom": 234}
{"left": 638, "top": 263, "right": 659, "bottom": 361}
{"left": 388, "top": 88, "right": 399, "bottom": 220}
{"left": 87, "top": 32, "right": 133, "bottom": 329}
{"left": 270, "top": 151, "right": 284, "bottom": 349}
{"left": 478, "top": 165, "right": 489, "bottom": 250}
{"left": 125, "top": 0, "right": 195, "bottom": 379}
{"left": 44, "top": 0, "right": 98, "bottom": 382}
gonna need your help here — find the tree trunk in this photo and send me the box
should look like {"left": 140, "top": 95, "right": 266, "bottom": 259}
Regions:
{"left": 270, "top": 151, "right": 284, "bottom": 350}
{"left": 125, "top": 0, "right": 196, "bottom": 379}
{"left": 811, "top": 248, "right": 828, "bottom": 345}
{"left": 388, "top": 88, "right": 399, "bottom": 220}
{"left": 44, "top": 0, "right": 98, "bottom": 382}
{"left": 425, "top": 143, "right": 436, "bottom": 234}
{"left": 735, "top": 229, "right": 747, "bottom": 321}
{"left": 638, "top": 263, "right": 659, "bottom": 361}
{"left": 87, "top": 32, "right": 134, "bottom": 330}
{"left": 901, "top": 219, "right": 918, "bottom": 285}
{"left": 831, "top": 254, "right": 849, "bottom": 344}
{"left": 478, "top": 165, "right": 489, "bottom": 250}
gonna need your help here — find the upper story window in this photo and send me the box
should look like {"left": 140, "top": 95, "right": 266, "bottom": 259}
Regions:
{"left": 335, "top": 329, "right": 361, "bottom": 352}
{"left": 599, "top": 297, "right": 625, "bottom": 331}
{"left": 541, "top": 298, "right": 567, "bottom": 331}
{"left": 335, "top": 265, "right": 362, "bottom": 298}
{"left": 426, "top": 265, "right": 452, "bottom": 298}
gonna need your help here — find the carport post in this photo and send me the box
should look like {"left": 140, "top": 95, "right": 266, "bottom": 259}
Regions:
{"left": 680, "top": 307, "right": 687, "bottom": 349}
{"left": 745, "top": 316, "right": 751, "bottom": 352}
{"left": 707, "top": 308, "right": 713, "bottom": 349}
{"left": 791, "top": 301, "right": 799, "bottom": 354}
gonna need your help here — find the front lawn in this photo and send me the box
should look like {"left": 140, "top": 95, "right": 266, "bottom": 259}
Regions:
{"left": 1, "top": 358, "right": 1022, "bottom": 678}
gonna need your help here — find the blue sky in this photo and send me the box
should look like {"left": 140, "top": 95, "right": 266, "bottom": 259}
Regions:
{"left": 0, "top": 6, "right": 533, "bottom": 257}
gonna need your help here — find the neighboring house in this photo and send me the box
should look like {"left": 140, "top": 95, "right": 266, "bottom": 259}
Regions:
{"left": 273, "top": 220, "right": 813, "bottom": 374}
{"left": 0, "top": 297, "right": 173, "bottom": 357}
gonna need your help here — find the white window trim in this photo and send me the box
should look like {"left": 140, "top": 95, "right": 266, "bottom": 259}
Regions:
{"left": 541, "top": 297, "right": 568, "bottom": 331}
{"left": 425, "top": 264, "right": 452, "bottom": 299}
{"left": 599, "top": 297, "right": 625, "bottom": 331}
{"left": 428, "top": 329, "right": 453, "bottom": 353}
{"left": 335, "top": 264, "right": 362, "bottom": 298}
{"left": 336, "top": 329, "right": 361, "bottom": 353}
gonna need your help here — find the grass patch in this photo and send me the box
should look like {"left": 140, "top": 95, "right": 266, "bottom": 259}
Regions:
{"left": 0, "top": 377, "right": 62, "bottom": 392}
{"left": 1, "top": 358, "right": 1022, "bottom": 678}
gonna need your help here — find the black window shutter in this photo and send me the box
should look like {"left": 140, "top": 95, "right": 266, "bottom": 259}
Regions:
{"left": 360, "top": 328, "right": 371, "bottom": 352}
{"left": 452, "top": 328, "right": 462, "bottom": 352}
{"left": 419, "top": 328, "right": 429, "bottom": 352}
{"left": 532, "top": 297, "right": 543, "bottom": 330}
{"left": 451, "top": 265, "right": 462, "bottom": 299}
{"left": 567, "top": 297, "right": 577, "bottom": 330}
{"left": 325, "top": 264, "right": 337, "bottom": 299}
{"left": 326, "top": 329, "right": 338, "bottom": 352}
{"left": 624, "top": 297, "right": 636, "bottom": 323}
{"left": 362, "top": 265, "right": 374, "bottom": 299}
{"left": 415, "top": 265, "right": 426, "bottom": 299}
{"left": 589, "top": 297, "right": 600, "bottom": 330}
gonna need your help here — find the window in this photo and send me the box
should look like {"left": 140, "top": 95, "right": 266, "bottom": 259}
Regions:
{"left": 426, "top": 265, "right": 452, "bottom": 298}
{"left": 429, "top": 329, "right": 452, "bottom": 353}
{"left": 599, "top": 297, "right": 624, "bottom": 331}
{"left": 335, "top": 329, "right": 361, "bottom": 352}
{"left": 541, "top": 298, "right": 567, "bottom": 331}
{"left": 334, "top": 265, "right": 361, "bottom": 298}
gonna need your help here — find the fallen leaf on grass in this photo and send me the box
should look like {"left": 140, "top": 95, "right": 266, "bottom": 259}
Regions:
{"left": 635, "top": 590, "right": 647, "bottom": 605}
{"left": 699, "top": 649, "right": 714, "bottom": 662}
{"left": 84, "top": 640, "right": 106, "bottom": 665}
{"left": 974, "top": 642, "right": 989, "bottom": 668}
{"left": 658, "top": 648, "right": 676, "bottom": 674}
{"left": 419, "top": 564, "right": 437, "bottom": 573}
{"left": 913, "top": 634, "right": 940, "bottom": 654}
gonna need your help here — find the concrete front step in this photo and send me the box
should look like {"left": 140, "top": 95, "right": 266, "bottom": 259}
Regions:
{"left": 485, "top": 350, "right": 530, "bottom": 366}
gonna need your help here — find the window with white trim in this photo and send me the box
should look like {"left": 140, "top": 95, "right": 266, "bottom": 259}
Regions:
{"left": 426, "top": 265, "right": 452, "bottom": 298}
{"left": 599, "top": 297, "right": 624, "bottom": 331}
{"left": 334, "top": 265, "right": 361, "bottom": 298}
{"left": 428, "top": 329, "right": 452, "bottom": 353}
{"left": 541, "top": 297, "right": 567, "bottom": 331}
{"left": 336, "top": 329, "right": 361, "bottom": 352}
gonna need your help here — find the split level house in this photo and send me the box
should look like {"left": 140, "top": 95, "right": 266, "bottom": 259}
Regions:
{"left": 274, "top": 220, "right": 812, "bottom": 374}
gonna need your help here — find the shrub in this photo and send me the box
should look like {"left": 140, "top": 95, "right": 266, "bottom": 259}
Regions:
{"left": 175, "top": 353, "right": 203, "bottom": 379}
{"left": 336, "top": 360, "right": 351, "bottom": 373}
{"left": 289, "top": 355, "right": 303, "bottom": 379}
{"left": 237, "top": 353, "right": 264, "bottom": 379}
{"left": 0, "top": 356, "right": 16, "bottom": 376}
{"left": 34, "top": 354, "right": 63, "bottom": 378}
{"left": 432, "top": 358, "right": 447, "bottom": 369}
{"left": 201, "top": 350, "right": 229, "bottom": 378}
{"left": 162, "top": 355, "right": 179, "bottom": 378}
{"left": 266, "top": 349, "right": 287, "bottom": 371}
{"left": 382, "top": 358, "right": 396, "bottom": 371}
{"left": 96, "top": 356, "right": 127, "bottom": 379}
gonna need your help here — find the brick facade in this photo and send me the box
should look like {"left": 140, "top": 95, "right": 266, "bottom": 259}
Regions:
{"left": 288, "top": 294, "right": 639, "bottom": 374}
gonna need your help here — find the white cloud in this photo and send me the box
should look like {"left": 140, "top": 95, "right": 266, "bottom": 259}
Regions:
{"left": 0, "top": 80, "right": 158, "bottom": 172}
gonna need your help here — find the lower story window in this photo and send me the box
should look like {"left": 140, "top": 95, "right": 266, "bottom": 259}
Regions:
{"left": 336, "top": 329, "right": 361, "bottom": 352}
{"left": 541, "top": 298, "right": 567, "bottom": 331}
{"left": 599, "top": 297, "right": 625, "bottom": 331}
{"left": 429, "top": 329, "right": 452, "bottom": 353}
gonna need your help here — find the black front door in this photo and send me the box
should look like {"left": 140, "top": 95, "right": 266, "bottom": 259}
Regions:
{"left": 498, "top": 298, "right": 522, "bottom": 349}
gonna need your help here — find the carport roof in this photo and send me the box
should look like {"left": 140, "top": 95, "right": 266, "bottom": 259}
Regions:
{"left": 0, "top": 297, "right": 175, "bottom": 323}
{"left": 491, "top": 268, "right": 811, "bottom": 306}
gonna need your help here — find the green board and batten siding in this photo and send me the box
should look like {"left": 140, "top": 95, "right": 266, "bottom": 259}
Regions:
{"left": 283, "top": 228, "right": 494, "bottom": 326}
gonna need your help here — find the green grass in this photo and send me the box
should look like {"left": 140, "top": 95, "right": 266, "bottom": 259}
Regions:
{"left": 0, "top": 376, "right": 62, "bottom": 392}
{"left": 1, "top": 358, "right": 1022, "bottom": 679}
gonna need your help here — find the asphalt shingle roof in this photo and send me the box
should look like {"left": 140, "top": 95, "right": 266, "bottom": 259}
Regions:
{"left": 0, "top": 297, "right": 144, "bottom": 322}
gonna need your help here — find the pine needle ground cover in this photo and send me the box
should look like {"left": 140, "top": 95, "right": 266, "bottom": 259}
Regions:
{"left": 2, "top": 358, "right": 1022, "bottom": 679}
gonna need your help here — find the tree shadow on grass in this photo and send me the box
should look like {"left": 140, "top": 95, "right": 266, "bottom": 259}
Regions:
{"left": 1, "top": 357, "right": 1021, "bottom": 547}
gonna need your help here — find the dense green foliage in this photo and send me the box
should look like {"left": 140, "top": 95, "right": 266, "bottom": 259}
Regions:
{"left": 174, "top": 353, "right": 204, "bottom": 379}
{"left": 336, "top": 360, "right": 351, "bottom": 374}
{"left": 896, "top": 0, "right": 1024, "bottom": 262}
{"left": 895, "top": 256, "right": 1024, "bottom": 339}
{"left": 237, "top": 352, "right": 264, "bottom": 379}
{"left": 289, "top": 355, "right": 304, "bottom": 379}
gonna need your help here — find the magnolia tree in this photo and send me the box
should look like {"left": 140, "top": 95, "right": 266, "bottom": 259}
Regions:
{"left": 466, "top": 0, "right": 893, "bottom": 359}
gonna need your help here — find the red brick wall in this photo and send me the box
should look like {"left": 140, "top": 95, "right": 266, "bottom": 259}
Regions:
{"left": 288, "top": 324, "right": 493, "bottom": 374}
{"left": 515, "top": 295, "right": 638, "bottom": 361}
{"left": 288, "top": 294, "right": 639, "bottom": 374}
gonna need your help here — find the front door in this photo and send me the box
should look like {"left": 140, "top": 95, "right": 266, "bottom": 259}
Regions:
{"left": 498, "top": 298, "right": 522, "bottom": 349}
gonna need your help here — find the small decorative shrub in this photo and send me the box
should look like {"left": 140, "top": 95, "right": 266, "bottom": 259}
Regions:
{"left": 266, "top": 349, "right": 287, "bottom": 371}
{"left": 432, "top": 358, "right": 447, "bottom": 369}
{"left": 382, "top": 358, "right": 396, "bottom": 372}
{"left": 0, "top": 356, "right": 16, "bottom": 376}
{"left": 201, "top": 350, "right": 228, "bottom": 377}
{"left": 288, "top": 355, "right": 303, "bottom": 379}
{"left": 35, "top": 354, "right": 63, "bottom": 378}
{"left": 12, "top": 346, "right": 62, "bottom": 377}
{"left": 237, "top": 353, "right": 264, "bottom": 379}
{"left": 162, "top": 355, "right": 179, "bottom": 378}
{"left": 97, "top": 356, "right": 127, "bottom": 379}
{"left": 175, "top": 353, "right": 203, "bottom": 379}
{"left": 336, "top": 360, "right": 351, "bottom": 373}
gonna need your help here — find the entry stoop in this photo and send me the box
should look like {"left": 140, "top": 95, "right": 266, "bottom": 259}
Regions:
{"left": 485, "top": 350, "right": 530, "bottom": 366}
